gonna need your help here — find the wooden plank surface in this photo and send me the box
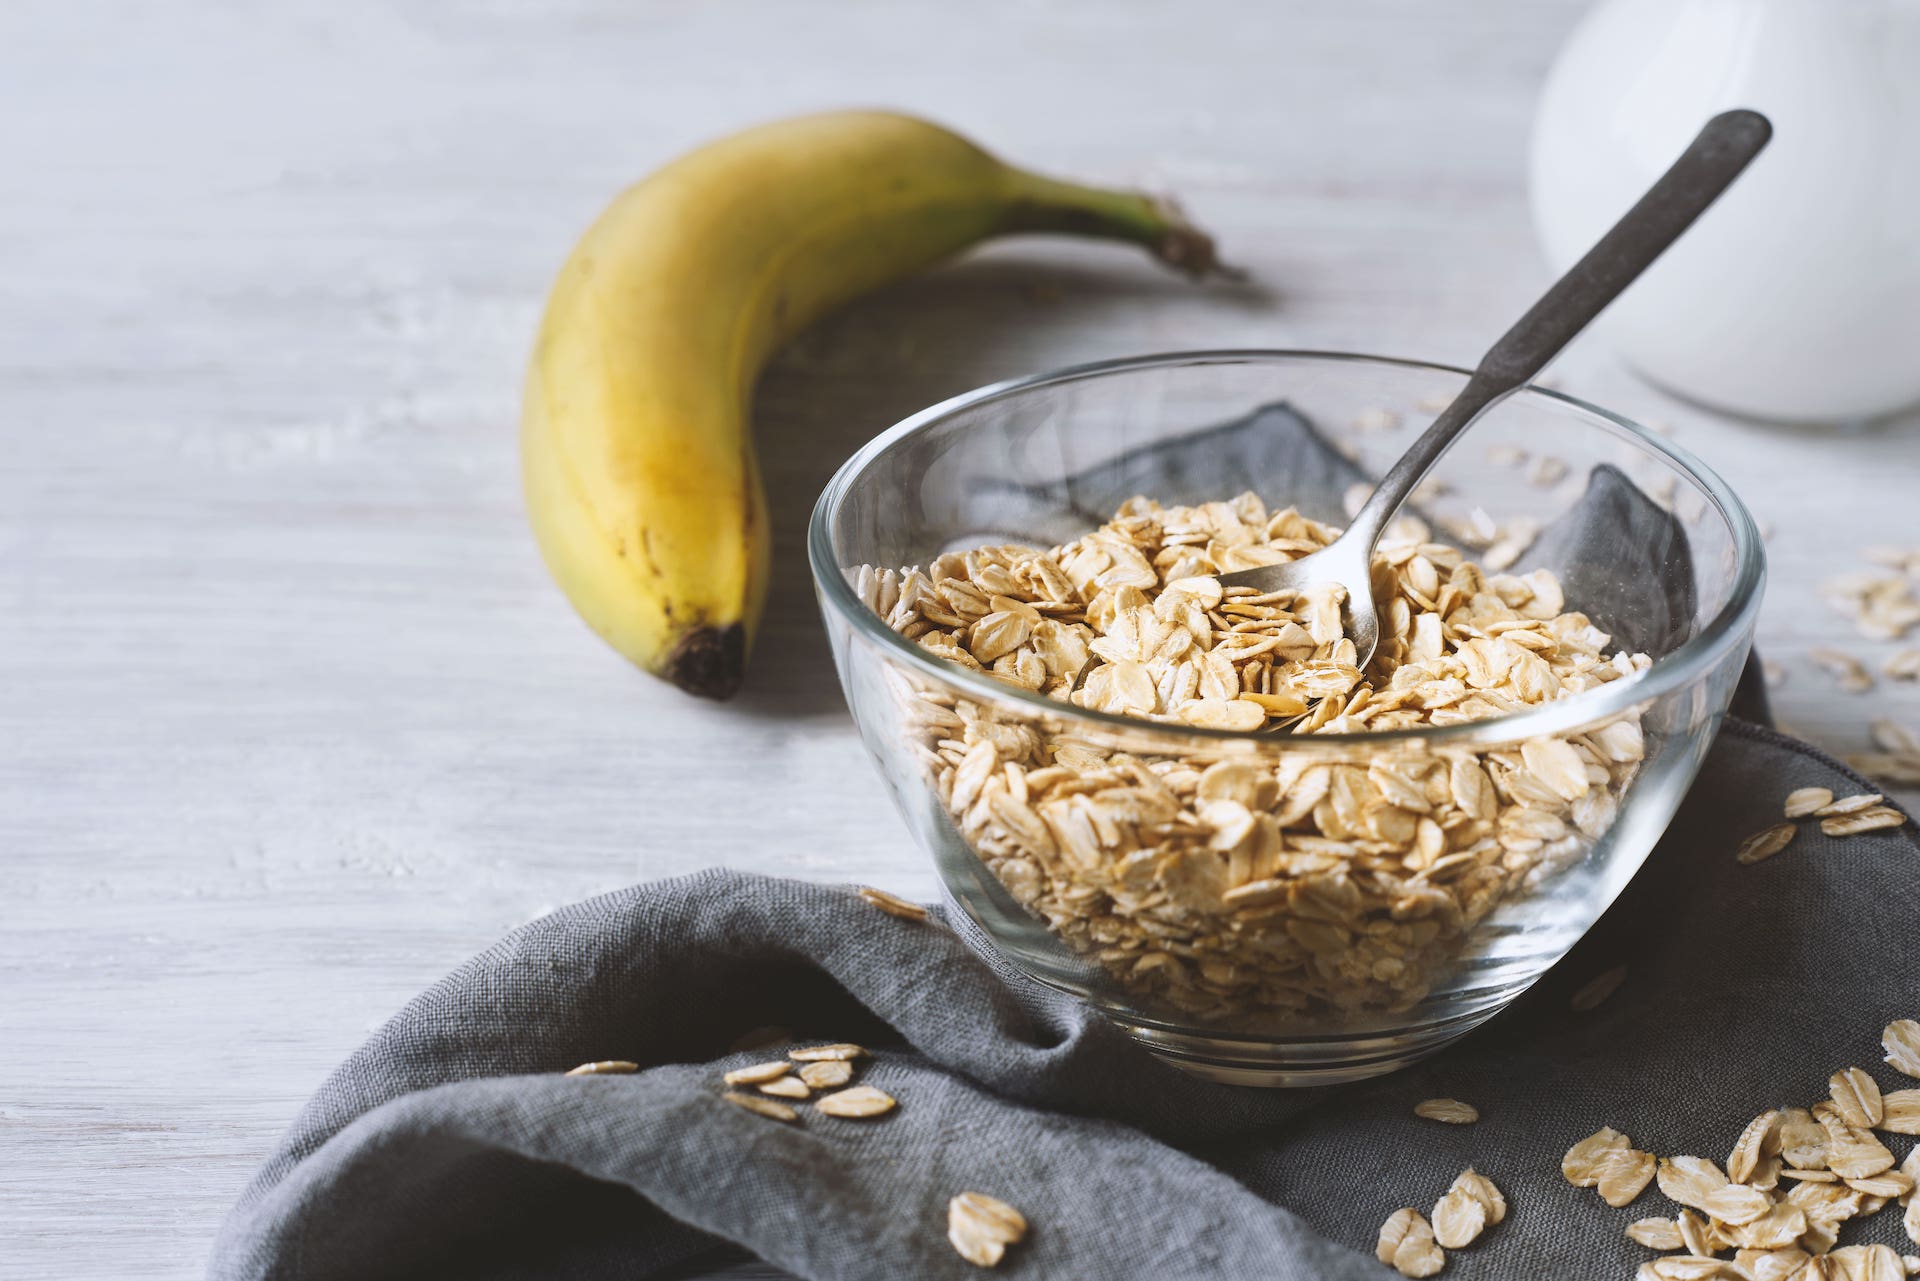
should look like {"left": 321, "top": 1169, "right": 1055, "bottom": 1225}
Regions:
{"left": 2, "top": 1, "right": 1916, "bottom": 1275}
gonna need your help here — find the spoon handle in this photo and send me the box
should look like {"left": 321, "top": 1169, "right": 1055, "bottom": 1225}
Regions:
{"left": 1344, "top": 109, "right": 1772, "bottom": 552}
{"left": 1483, "top": 108, "right": 1773, "bottom": 385}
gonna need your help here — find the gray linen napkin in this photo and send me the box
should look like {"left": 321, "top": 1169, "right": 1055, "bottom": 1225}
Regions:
{"left": 210, "top": 721, "right": 1916, "bottom": 1280}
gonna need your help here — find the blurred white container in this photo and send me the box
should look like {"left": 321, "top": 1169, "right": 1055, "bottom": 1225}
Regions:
{"left": 1530, "top": 0, "right": 1920, "bottom": 424}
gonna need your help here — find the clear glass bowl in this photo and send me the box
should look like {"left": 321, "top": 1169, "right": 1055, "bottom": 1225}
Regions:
{"left": 808, "top": 351, "right": 1764, "bottom": 1086}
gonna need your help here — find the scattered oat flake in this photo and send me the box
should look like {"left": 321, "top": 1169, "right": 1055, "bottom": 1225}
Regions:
{"left": 946, "top": 1224, "right": 1003, "bottom": 1267}
{"left": 723, "top": 1060, "right": 792, "bottom": 1086}
{"left": 1455, "top": 1168, "right": 1506, "bottom": 1224}
{"left": 1572, "top": 965, "right": 1630, "bottom": 1010}
{"left": 1817, "top": 1102, "right": 1896, "bottom": 1178}
{"left": 1888, "top": 649, "right": 1920, "bottom": 681}
{"left": 1784, "top": 787, "right": 1834, "bottom": 819}
{"left": 1735, "top": 823, "right": 1797, "bottom": 864}
{"left": 1432, "top": 1178, "right": 1489, "bottom": 1249}
{"left": 1817, "top": 792, "right": 1886, "bottom": 817}
{"left": 1777, "top": 1108, "right": 1828, "bottom": 1168}
{"left": 1833, "top": 1068, "right": 1886, "bottom": 1128}
{"left": 1871, "top": 719, "right": 1920, "bottom": 754}
{"left": 1376, "top": 1208, "right": 1446, "bottom": 1278}
{"left": 757, "top": 1075, "right": 810, "bottom": 1099}
{"left": 1413, "top": 1098, "right": 1479, "bottom": 1124}
{"left": 722, "top": 1091, "right": 797, "bottom": 1122}
{"left": 1565, "top": 1127, "right": 1633, "bottom": 1186}
{"left": 1830, "top": 1245, "right": 1908, "bottom": 1281}
{"left": 1675, "top": 1209, "right": 1711, "bottom": 1258}
{"left": 952, "top": 1192, "right": 1026, "bottom": 1240}
{"left": 1849, "top": 751, "right": 1920, "bottom": 787}
{"left": 1626, "top": 1217, "right": 1684, "bottom": 1250}
{"left": 1811, "top": 647, "right": 1876, "bottom": 693}
{"left": 948, "top": 1192, "right": 1026, "bottom": 1268}
{"left": 856, "top": 885, "right": 929, "bottom": 921}
{"left": 1744, "top": 1245, "right": 1815, "bottom": 1280}
{"left": 564, "top": 1060, "right": 639, "bottom": 1076}
{"left": 1597, "top": 1148, "right": 1658, "bottom": 1207}
{"left": 1657, "top": 1155, "right": 1731, "bottom": 1209}
{"left": 1847, "top": 1171, "right": 1914, "bottom": 1198}
{"left": 815, "top": 1085, "right": 897, "bottom": 1118}
{"left": 1745, "top": 1153, "right": 1784, "bottom": 1191}
{"left": 1782, "top": 1166, "right": 1838, "bottom": 1182}
{"left": 799, "top": 1060, "right": 855, "bottom": 1090}
{"left": 1887, "top": 1020, "right": 1920, "bottom": 1079}
{"left": 790, "top": 1043, "right": 868, "bottom": 1062}
{"left": 1728, "top": 1110, "right": 1780, "bottom": 1183}
{"left": 1824, "top": 555, "right": 1920, "bottom": 642}
{"left": 1881, "top": 1088, "right": 1920, "bottom": 1135}
{"left": 1823, "top": 806, "right": 1909, "bottom": 836}
{"left": 1700, "top": 1182, "right": 1772, "bottom": 1224}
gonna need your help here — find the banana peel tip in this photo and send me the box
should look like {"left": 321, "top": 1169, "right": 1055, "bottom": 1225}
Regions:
{"left": 664, "top": 624, "right": 747, "bottom": 700}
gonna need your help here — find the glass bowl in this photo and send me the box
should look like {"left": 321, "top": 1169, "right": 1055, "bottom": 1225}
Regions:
{"left": 808, "top": 351, "right": 1764, "bottom": 1087}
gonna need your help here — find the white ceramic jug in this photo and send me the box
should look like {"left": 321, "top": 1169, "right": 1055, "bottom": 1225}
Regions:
{"left": 1530, "top": 0, "right": 1920, "bottom": 424}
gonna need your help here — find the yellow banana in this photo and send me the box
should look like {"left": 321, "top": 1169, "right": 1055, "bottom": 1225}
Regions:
{"left": 522, "top": 110, "right": 1230, "bottom": 698}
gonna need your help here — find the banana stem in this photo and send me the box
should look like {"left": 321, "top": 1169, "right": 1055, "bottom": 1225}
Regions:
{"left": 996, "top": 170, "right": 1244, "bottom": 280}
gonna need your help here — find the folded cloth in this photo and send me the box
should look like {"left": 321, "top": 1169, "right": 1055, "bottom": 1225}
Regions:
{"left": 210, "top": 721, "right": 1916, "bottom": 1280}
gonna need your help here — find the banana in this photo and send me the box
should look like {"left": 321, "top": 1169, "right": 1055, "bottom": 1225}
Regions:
{"left": 522, "top": 110, "right": 1230, "bottom": 698}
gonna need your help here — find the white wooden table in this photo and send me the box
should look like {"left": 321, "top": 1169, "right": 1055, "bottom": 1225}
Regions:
{"left": 3, "top": 2, "right": 1915, "bottom": 1275}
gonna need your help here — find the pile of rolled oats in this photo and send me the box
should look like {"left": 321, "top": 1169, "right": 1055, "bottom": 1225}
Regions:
{"left": 1374, "top": 1018, "right": 1920, "bottom": 1277}
{"left": 853, "top": 493, "right": 1652, "bottom": 1025}
{"left": 1560, "top": 1016, "right": 1920, "bottom": 1280}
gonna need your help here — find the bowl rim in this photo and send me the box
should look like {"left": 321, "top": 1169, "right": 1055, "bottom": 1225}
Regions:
{"left": 807, "top": 348, "right": 1766, "bottom": 747}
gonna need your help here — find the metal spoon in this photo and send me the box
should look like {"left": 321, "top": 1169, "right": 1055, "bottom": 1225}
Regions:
{"left": 1215, "top": 109, "right": 1772, "bottom": 677}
